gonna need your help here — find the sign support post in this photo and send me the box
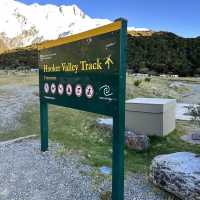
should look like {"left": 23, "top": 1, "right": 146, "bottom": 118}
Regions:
{"left": 40, "top": 101, "right": 48, "bottom": 151}
{"left": 112, "top": 19, "right": 127, "bottom": 200}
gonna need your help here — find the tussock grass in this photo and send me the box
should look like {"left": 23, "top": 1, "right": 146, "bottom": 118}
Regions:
{"left": 126, "top": 75, "right": 191, "bottom": 100}
{"left": 1, "top": 73, "right": 200, "bottom": 173}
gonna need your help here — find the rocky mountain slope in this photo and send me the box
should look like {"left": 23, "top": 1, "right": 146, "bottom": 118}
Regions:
{"left": 0, "top": 0, "right": 110, "bottom": 49}
{"left": 0, "top": 39, "right": 8, "bottom": 54}
{"left": 0, "top": 0, "right": 149, "bottom": 51}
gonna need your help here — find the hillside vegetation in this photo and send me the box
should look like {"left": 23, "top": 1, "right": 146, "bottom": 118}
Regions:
{"left": 0, "top": 31, "right": 200, "bottom": 76}
{"left": 128, "top": 32, "right": 200, "bottom": 76}
{"left": 0, "top": 47, "right": 38, "bottom": 70}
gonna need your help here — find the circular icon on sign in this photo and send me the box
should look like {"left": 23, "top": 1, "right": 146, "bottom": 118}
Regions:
{"left": 44, "top": 83, "right": 49, "bottom": 94}
{"left": 58, "top": 84, "right": 64, "bottom": 95}
{"left": 85, "top": 84, "right": 94, "bottom": 99}
{"left": 75, "top": 84, "right": 82, "bottom": 97}
{"left": 66, "top": 84, "right": 73, "bottom": 96}
{"left": 51, "top": 83, "right": 56, "bottom": 94}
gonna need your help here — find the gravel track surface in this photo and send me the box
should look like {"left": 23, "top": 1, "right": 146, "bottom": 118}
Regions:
{"left": 0, "top": 84, "right": 38, "bottom": 132}
{"left": 0, "top": 139, "right": 168, "bottom": 200}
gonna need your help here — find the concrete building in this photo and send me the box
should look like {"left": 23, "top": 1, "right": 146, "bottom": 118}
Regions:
{"left": 125, "top": 98, "right": 176, "bottom": 136}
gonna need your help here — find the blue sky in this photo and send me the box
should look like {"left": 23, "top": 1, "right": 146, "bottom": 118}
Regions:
{"left": 19, "top": 0, "right": 200, "bottom": 38}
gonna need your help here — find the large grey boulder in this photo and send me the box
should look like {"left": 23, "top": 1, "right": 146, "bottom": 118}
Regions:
{"left": 149, "top": 152, "right": 200, "bottom": 200}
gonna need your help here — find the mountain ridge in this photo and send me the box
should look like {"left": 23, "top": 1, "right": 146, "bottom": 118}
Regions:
{"left": 0, "top": 0, "right": 111, "bottom": 49}
{"left": 0, "top": 0, "right": 151, "bottom": 51}
{"left": 0, "top": 0, "right": 199, "bottom": 76}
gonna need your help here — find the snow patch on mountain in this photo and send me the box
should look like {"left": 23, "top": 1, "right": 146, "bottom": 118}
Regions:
{"left": 0, "top": 0, "right": 148, "bottom": 49}
{"left": 128, "top": 26, "right": 149, "bottom": 32}
{"left": 0, "top": 0, "right": 111, "bottom": 48}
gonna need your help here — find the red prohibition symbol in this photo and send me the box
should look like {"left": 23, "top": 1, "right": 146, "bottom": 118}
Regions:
{"left": 66, "top": 84, "right": 73, "bottom": 96}
{"left": 58, "top": 84, "right": 64, "bottom": 95}
{"left": 85, "top": 84, "right": 94, "bottom": 99}
{"left": 44, "top": 83, "right": 49, "bottom": 94}
{"left": 75, "top": 84, "right": 82, "bottom": 97}
{"left": 51, "top": 83, "right": 56, "bottom": 94}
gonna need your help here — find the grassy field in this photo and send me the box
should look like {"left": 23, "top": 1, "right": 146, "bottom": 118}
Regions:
{"left": 126, "top": 74, "right": 191, "bottom": 101}
{"left": 1, "top": 73, "right": 200, "bottom": 174}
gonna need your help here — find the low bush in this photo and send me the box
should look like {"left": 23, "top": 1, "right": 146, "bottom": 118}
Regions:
{"left": 144, "top": 77, "right": 151, "bottom": 82}
{"left": 134, "top": 79, "right": 142, "bottom": 87}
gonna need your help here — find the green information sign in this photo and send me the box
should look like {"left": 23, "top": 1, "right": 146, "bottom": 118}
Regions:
{"left": 38, "top": 18, "right": 127, "bottom": 200}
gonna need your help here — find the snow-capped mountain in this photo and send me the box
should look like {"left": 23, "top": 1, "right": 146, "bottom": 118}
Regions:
{"left": 0, "top": 0, "right": 148, "bottom": 51}
{"left": 128, "top": 27, "right": 149, "bottom": 32}
{"left": 0, "top": 0, "right": 112, "bottom": 49}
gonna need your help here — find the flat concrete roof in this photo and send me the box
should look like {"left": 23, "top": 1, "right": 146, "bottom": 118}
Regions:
{"left": 126, "top": 98, "right": 176, "bottom": 105}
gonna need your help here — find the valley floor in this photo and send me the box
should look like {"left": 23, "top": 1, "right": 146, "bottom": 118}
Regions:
{"left": 0, "top": 72, "right": 200, "bottom": 199}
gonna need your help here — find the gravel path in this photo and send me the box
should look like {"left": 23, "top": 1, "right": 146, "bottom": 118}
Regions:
{"left": 0, "top": 84, "right": 38, "bottom": 132}
{"left": 0, "top": 139, "right": 168, "bottom": 200}
{"left": 177, "top": 82, "right": 200, "bottom": 104}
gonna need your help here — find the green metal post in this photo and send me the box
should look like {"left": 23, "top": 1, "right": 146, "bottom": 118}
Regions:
{"left": 112, "top": 19, "right": 127, "bottom": 200}
{"left": 40, "top": 101, "right": 48, "bottom": 151}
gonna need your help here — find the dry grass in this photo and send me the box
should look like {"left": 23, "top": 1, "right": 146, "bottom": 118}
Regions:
{"left": 126, "top": 75, "right": 191, "bottom": 101}
{"left": 0, "top": 71, "right": 38, "bottom": 86}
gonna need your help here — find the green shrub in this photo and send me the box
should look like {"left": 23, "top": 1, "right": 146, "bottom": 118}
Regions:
{"left": 144, "top": 77, "right": 151, "bottom": 82}
{"left": 134, "top": 79, "right": 142, "bottom": 87}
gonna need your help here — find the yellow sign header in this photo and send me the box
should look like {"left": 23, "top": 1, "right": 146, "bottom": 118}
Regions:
{"left": 37, "top": 20, "right": 122, "bottom": 50}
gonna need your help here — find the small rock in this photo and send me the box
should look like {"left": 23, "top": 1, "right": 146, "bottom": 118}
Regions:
{"left": 96, "top": 119, "right": 150, "bottom": 151}
{"left": 181, "top": 131, "right": 200, "bottom": 145}
{"left": 192, "top": 132, "right": 200, "bottom": 140}
{"left": 149, "top": 152, "right": 200, "bottom": 200}
{"left": 96, "top": 118, "right": 113, "bottom": 130}
{"left": 125, "top": 131, "right": 150, "bottom": 151}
